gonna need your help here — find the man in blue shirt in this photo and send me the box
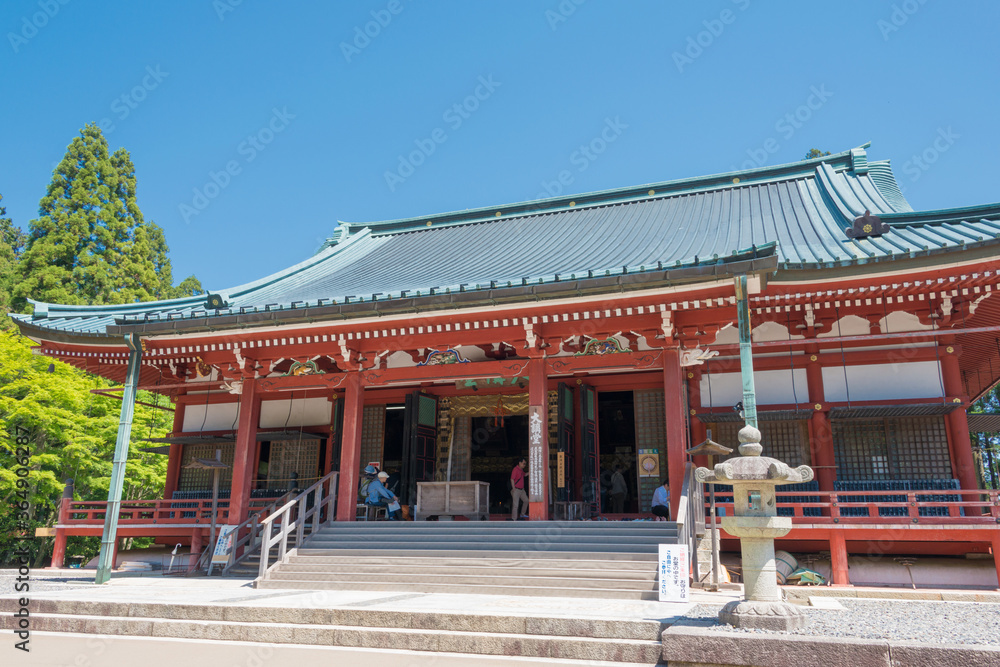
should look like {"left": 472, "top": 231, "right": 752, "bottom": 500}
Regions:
{"left": 367, "top": 471, "right": 401, "bottom": 520}
{"left": 651, "top": 479, "right": 670, "bottom": 521}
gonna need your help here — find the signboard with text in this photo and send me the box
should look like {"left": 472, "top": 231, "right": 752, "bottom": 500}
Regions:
{"left": 211, "top": 525, "right": 237, "bottom": 565}
{"left": 658, "top": 544, "right": 689, "bottom": 602}
{"left": 528, "top": 405, "right": 545, "bottom": 502}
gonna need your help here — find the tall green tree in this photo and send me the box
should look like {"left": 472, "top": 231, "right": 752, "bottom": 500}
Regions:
{"left": 14, "top": 123, "right": 200, "bottom": 311}
{"left": 0, "top": 195, "right": 27, "bottom": 323}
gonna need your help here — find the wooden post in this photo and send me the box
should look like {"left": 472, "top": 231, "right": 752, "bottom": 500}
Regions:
{"left": 187, "top": 530, "right": 202, "bottom": 572}
{"left": 229, "top": 379, "right": 261, "bottom": 526}
{"left": 336, "top": 372, "right": 364, "bottom": 521}
{"left": 806, "top": 348, "right": 836, "bottom": 491}
{"left": 940, "top": 343, "right": 978, "bottom": 490}
{"left": 992, "top": 533, "right": 1000, "bottom": 592}
{"left": 163, "top": 402, "right": 186, "bottom": 499}
{"left": 528, "top": 357, "right": 550, "bottom": 521}
{"left": 49, "top": 497, "right": 69, "bottom": 569}
{"left": 687, "top": 368, "right": 708, "bottom": 469}
{"left": 663, "top": 347, "right": 687, "bottom": 519}
{"left": 829, "top": 531, "right": 851, "bottom": 587}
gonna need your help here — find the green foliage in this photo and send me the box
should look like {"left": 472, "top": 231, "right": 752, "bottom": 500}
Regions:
{"left": 803, "top": 148, "right": 831, "bottom": 160}
{"left": 169, "top": 274, "right": 205, "bottom": 299}
{"left": 0, "top": 195, "right": 27, "bottom": 327}
{"left": 969, "top": 385, "right": 1000, "bottom": 489}
{"left": 0, "top": 331, "right": 171, "bottom": 565}
{"left": 13, "top": 124, "right": 203, "bottom": 311}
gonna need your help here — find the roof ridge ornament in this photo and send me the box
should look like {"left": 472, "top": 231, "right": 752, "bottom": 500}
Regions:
{"left": 846, "top": 209, "right": 890, "bottom": 240}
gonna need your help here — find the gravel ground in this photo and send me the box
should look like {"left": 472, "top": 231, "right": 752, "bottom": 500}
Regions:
{"left": 682, "top": 599, "right": 1000, "bottom": 646}
{"left": 0, "top": 569, "right": 96, "bottom": 597}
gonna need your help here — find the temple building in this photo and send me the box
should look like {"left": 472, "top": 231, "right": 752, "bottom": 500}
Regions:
{"left": 15, "top": 144, "right": 1000, "bottom": 586}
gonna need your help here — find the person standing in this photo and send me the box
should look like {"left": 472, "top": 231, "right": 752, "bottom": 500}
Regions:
{"left": 610, "top": 465, "right": 628, "bottom": 513}
{"left": 651, "top": 479, "right": 671, "bottom": 521}
{"left": 510, "top": 458, "right": 529, "bottom": 520}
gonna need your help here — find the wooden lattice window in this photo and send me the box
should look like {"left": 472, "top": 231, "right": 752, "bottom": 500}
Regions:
{"left": 360, "top": 405, "right": 386, "bottom": 470}
{"left": 267, "top": 439, "right": 321, "bottom": 488}
{"left": 707, "top": 421, "right": 811, "bottom": 468}
{"left": 832, "top": 416, "right": 953, "bottom": 481}
{"left": 634, "top": 389, "right": 667, "bottom": 512}
{"left": 177, "top": 443, "right": 235, "bottom": 491}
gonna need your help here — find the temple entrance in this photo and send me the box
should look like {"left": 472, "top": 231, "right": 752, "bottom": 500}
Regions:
{"left": 598, "top": 391, "right": 638, "bottom": 514}
{"left": 470, "top": 414, "right": 528, "bottom": 514}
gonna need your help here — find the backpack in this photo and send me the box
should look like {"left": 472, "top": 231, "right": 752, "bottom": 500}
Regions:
{"left": 358, "top": 477, "right": 372, "bottom": 501}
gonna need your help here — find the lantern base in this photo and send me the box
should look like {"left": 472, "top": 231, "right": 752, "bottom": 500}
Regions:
{"left": 718, "top": 599, "right": 807, "bottom": 631}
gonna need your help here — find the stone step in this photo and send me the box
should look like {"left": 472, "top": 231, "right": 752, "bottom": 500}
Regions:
{"left": 292, "top": 548, "right": 658, "bottom": 561}
{"left": 3, "top": 609, "right": 663, "bottom": 663}
{"left": 256, "top": 578, "right": 660, "bottom": 600}
{"left": 287, "top": 554, "right": 658, "bottom": 571}
{"left": 8, "top": 614, "right": 662, "bottom": 663}
{"left": 300, "top": 539, "right": 664, "bottom": 553}
{"left": 267, "top": 569, "right": 657, "bottom": 590}
{"left": 27, "top": 599, "right": 663, "bottom": 641}
{"left": 22, "top": 633, "right": 660, "bottom": 667}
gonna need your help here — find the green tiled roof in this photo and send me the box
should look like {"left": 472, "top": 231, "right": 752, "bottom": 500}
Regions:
{"left": 14, "top": 144, "right": 1000, "bottom": 339}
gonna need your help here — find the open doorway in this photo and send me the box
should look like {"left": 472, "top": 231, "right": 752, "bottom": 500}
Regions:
{"left": 382, "top": 405, "right": 405, "bottom": 495}
{"left": 469, "top": 414, "right": 528, "bottom": 514}
{"left": 598, "top": 391, "right": 637, "bottom": 513}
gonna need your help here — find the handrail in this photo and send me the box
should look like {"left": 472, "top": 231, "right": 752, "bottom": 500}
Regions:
{"left": 674, "top": 463, "right": 702, "bottom": 583}
{"left": 703, "top": 488, "right": 1000, "bottom": 525}
{"left": 221, "top": 490, "right": 295, "bottom": 575}
{"left": 256, "top": 471, "right": 338, "bottom": 584}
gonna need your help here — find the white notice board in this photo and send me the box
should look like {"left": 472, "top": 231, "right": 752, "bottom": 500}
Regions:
{"left": 211, "top": 525, "right": 237, "bottom": 565}
{"left": 658, "top": 544, "right": 689, "bottom": 603}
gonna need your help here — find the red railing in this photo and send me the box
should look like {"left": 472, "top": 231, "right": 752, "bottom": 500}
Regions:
{"left": 706, "top": 489, "right": 1000, "bottom": 525}
{"left": 60, "top": 497, "right": 281, "bottom": 526}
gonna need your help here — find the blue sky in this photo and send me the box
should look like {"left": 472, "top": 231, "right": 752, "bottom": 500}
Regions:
{"left": 2, "top": 0, "right": 998, "bottom": 291}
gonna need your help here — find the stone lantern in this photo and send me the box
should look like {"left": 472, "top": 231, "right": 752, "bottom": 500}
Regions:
{"left": 695, "top": 424, "right": 814, "bottom": 630}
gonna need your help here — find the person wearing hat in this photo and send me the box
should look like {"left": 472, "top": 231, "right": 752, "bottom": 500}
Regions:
{"left": 367, "top": 470, "right": 401, "bottom": 520}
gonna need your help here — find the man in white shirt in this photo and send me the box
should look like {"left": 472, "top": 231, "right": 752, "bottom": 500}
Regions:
{"left": 651, "top": 479, "right": 670, "bottom": 521}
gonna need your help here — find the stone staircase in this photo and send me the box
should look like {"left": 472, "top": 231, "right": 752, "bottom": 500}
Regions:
{"left": 257, "top": 520, "right": 680, "bottom": 600}
{"left": 5, "top": 597, "right": 666, "bottom": 665}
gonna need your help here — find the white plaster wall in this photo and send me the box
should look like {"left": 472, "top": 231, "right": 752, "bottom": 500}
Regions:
{"left": 816, "top": 314, "right": 870, "bottom": 338}
{"left": 259, "top": 397, "right": 332, "bottom": 428}
{"left": 182, "top": 401, "right": 240, "bottom": 432}
{"left": 822, "top": 360, "right": 944, "bottom": 402}
{"left": 386, "top": 350, "right": 417, "bottom": 368}
{"left": 752, "top": 321, "right": 805, "bottom": 342}
{"left": 879, "top": 310, "right": 933, "bottom": 333}
{"left": 714, "top": 323, "right": 738, "bottom": 345}
{"left": 699, "top": 369, "right": 808, "bottom": 408}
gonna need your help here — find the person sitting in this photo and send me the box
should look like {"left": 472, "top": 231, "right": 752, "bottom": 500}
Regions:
{"left": 358, "top": 464, "right": 377, "bottom": 503}
{"left": 367, "top": 471, "right": 401, "bottom": 520}
{"left": 651, "top": 479, "right": 670, "bottom": 521}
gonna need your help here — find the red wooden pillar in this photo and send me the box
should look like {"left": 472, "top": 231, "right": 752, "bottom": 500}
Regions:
{"left": 187, "top": 530, "right": 202, "bottom": 572}
{"left": 940, "top": 343, "right": 978, "bottom": 490}
{"left": 49, "top": 498, "right": 69, "bottom": 568}
{"left": 324, "top": 394, "right": 338, "bottom": 475}
{"left": 163, "top": 402, "right": 186, "bottom": 499}
{"left": 829, "top": 530, "right": 851, "bottom": 586}
{"left": 229, "top": 379, "right": 261, "bottom": 525}
{"left": 663, "top": 348, "right": 687, "bottom": 519}
{"left": 686, "top": 368, "right": 708, "bottom": 468}
{"left": 806, "top": 349, "right": 836, "bottom": 491}
{"left": 992, "top": 533, "right": 1000, "bottom": 591}
{"left": 528, "top": 357, "right": 550, "bottom": 521}
{"left": 336, "top": 373, "right": 364, "bottom": 521}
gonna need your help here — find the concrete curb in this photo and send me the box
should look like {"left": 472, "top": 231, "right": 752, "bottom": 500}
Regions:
{"left": 781, "top": 586, "right": 1000, "bottom": 603}
{"left": 661, "top": 625, "right": 1000, "bottom": 667}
